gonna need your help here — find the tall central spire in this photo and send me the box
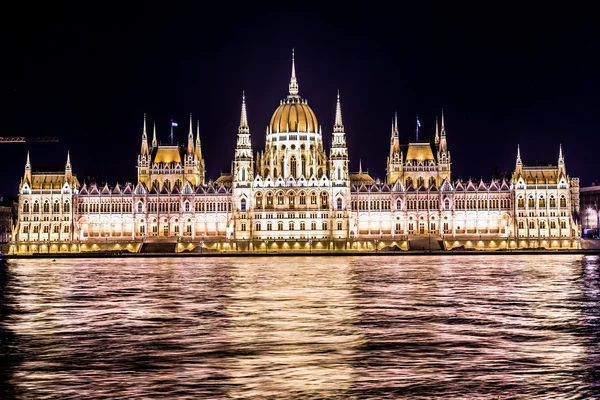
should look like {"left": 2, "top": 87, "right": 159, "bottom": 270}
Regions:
{"left": 333, "top": 90, "right": 344, "bottom": 132}
{"left": 289, "top": 48, "right": 299, "bottom": 96}
{"left": 239, "top": 91, "right": 249, "bottom": 133}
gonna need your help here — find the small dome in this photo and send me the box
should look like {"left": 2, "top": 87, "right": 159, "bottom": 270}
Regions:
{"left": 270, "top": 97, "right": 318, "bottom": 133}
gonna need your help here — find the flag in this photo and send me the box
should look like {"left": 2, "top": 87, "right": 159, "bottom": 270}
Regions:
{"left": 417, "top": 118, "right": 421, "bottom": 128}
{"left": 171, "top": 121, "right": 178, "bottom": 127}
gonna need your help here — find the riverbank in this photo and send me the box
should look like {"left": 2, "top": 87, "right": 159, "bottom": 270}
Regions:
{"left": 3, "top": 248, "right": 600, "bottom": 259}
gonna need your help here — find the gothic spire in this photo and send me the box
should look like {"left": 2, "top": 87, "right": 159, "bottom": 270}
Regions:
{"left": 239, "top": 91, "right": 249, "bottom": 133}
{"left": 141, "top": 113, "right": 149, "bottom": 155}
{"left": 559, "top": 144, "right": 564, "bottom": 163}
{"left": 359, "top": 159, "right": 363, "bottom": 174}
{"left": 333, "top": 90, "right": 344, "bottom": 132}
{"left": 289, "top": 48, "right": 299, "bottom": 96}
{"left": 435, "top": 116, "right": 440, "bottom": 144}
{"left": 26, "top": 151, "right": 30, "bottom": 169}
{"left": 516, "top": 144, "right": 522, "bottom": 166}
{"left": 152, "top": 121, "right": 157, "bottom": 148}
{"left": 24, "top": 151, "right": 31, "bottom": 182}
{"left": 187, "top": 113, "right": 194, "bottom": 155}
{"left": 66, "top": 151, "right": 71, "bottom": 169}
{"left": 195, "top": 120, "right": 202, "bottom": 160}
{"left": 65, "top": 151, "right": 72, "bottom": 181}
{"left": 394, "top": 111, "right": 399, "bottom": 136}
{"left": 441, "top": 109, "right": 446, "bottom": 136}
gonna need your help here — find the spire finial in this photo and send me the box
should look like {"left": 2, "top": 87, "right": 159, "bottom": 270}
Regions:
{"left": 441, "top": 109, "right": 446, "bottom": 135}
{"left": 516, "top": 144, "right": 522, "bottom": 165}
{"left": 189, "top": 113, "right": 193, "bottom": 137}
{"left": 359, "top": 159, "right": 363, "bottom": 174}
{"left": 196, "top": 120, "right": 200, "bottom": 145}
{"left": 559, "top": 143, "right": 564, "bottom": 160}
{"left": 289, "top": 48, "right": 299, "bottom": 96}
{"left": 239, "top": 91, "right": 249, "bottom": 132}
{"left": 334, "top": 90, "right": 344, "bottom": 131}
{"left": 435, "top": 116, "right": 440, "bottom": 143}
{"left": 143, "top": 113, "right": 147, "bottom": 139}
{"left": 66, "top": 150, "right": 71, "bottom": 166}
{"left": 26, "top": 151, "right": 30, "bottom": 168}
{"left": 394, "top": 111, "right": 398, "bottom": 135}
{"left": 152, "top": 120, "right": 157, "bottom": 147}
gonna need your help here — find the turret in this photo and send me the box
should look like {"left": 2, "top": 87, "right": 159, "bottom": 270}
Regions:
{"left": 386, "top": 111, "right": 402, "bottom": 184}
{"left": 24, "top": 151, "right": 31, "bottom": 183}
{"left": 330, "top": 90, "right": 349, "bottom": 184}
{"left": 140, "top": 113, "right": 149, "bottom": 155}
{"left": 558, "top": 144, "right": 566, "bottom": 177}
{"left": 187, "top": 113, "right": 194, "bottom": 156}
{"left": 233, "top": 92, "right": 253, "bottom": 184}
{"left": 65, "top": 151, "right": 72, "bottom": 181}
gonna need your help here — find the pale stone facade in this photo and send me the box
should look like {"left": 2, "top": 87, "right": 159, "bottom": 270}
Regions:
{"left": 11, "top": 52, "right": 581, "bottom": 253}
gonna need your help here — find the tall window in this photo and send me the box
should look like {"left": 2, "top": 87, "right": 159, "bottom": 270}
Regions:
{"left": 337, "top": 221, "right": 342, "bottom": 230}
{"left": 278, "top": 221, "right": 283, "bottom": 230}
{"left": 255, "top": 193, "right": 263, "bottom": 209}
{"left": 255, "top": 222, "right": 261, "bottom": 231}
{"left": 43, "top": 201, "right": 50, "bottom": 213}
{"left": 240, "top": 199, "right": 246, "bottom": 211}
{"left": 185, "top": 202, "right": 190, "bottom": 212}
{"left": 311, "top": 193, "right": 317, "bottom": 205}
{"left": 175, "top": 179, "right": 182, "bottom": 188}
{"left": 23, "top": 201, "right": 29, "bottom": 213}
{"left": 53, "top": 201, "right": 60, "bottom": 213}
{"left": 518, "top": 197, "right": 525, "bottom": 208}
{"left": 560, "top": 197, "right": 566, "bottom": 208}
{"left": 320, "top": 192, "right": 328, "bottom": 208}
{"left": 300, "top": 192, "right": 306, "bottom": 205}
{"left": 289, "top": 221, "right": 294, "bottom": 231}
{"left": 539, "top": 197, "right": 546, "bottom": 208}
{"left": 396, "top": 199, "right": 402, "bottom": 210}
{"left": 290, "top": 156, "right": 297, "bottom": 178}
{"left": 34, "top": 201, "right": 40, "bottom": 213}
{"left": 64, "top": 202, "right": 70, "bottom": 212}
{"left": 550, "top": 197, "right": 556, "bottom": 208}
{"left": 153, "top": 179, "right": 159, "bottom": 189}
{"left": 528, "top": 197, "right": 535, "bottom": 208}
{"left": 277, "top": 192, "right": 284, "bottom": 205}
{"left": 444, "top": 199, "right": 450, "bottom": 210}
{"left": 336, "top": 198, "right": 342, "bottom": 210}
{"left": 164, "top": 180, "right": 171, "bottom": 191}
{"left": 137, "top": 202, "right": 143, "bottom": 213}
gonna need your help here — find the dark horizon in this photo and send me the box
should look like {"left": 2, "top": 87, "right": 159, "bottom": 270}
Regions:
{"left": 2, "top": 3, "right": 599, "bottom": 196}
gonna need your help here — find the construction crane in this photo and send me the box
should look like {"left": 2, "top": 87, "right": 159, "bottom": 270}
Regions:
{"left": 0, "top": 137, "right": 59, "bottom": 143}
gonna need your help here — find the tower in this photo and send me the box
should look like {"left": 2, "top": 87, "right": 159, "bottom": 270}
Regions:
{"left": 386, "top": 112, "right": 403, "bottom": 184}
{"left": 65, "top": 151, "right": 72, "bottom": 182}
{"left": 232, "top": 92, "right": 254, "bottom": 240}
{"left": 24, "top": 151, "right": 31, "bottom": 183}
{"left": 436, "top": 109, "right": 451, "bottom": 183}
{"left": 330, "top": 90, "right": 349, "bottom": 184}
{"left": 137, "top": 114, "right": 151, "bottom": 185}
{"left": 195, "top": 120, "right": 205, "bottom": 186}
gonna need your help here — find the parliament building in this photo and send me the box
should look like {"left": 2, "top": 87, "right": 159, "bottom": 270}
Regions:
{"left": 11, "top": 52, "right": 581, "bottom": 254}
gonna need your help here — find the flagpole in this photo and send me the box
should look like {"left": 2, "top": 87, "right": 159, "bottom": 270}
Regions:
{"left": 416, "top": 116, "right": 419, "bottom": 141}
{"left": 170, "top": 119, "right": 173, "bottom": 144}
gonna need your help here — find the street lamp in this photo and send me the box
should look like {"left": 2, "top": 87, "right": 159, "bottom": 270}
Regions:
{"left": 374, "top": 238, "right": 379, "bottom": 253}
{"left": 264, "top": 239, "right": 268, "bottom": 254}
{"left": 308, "top": 239, "right": 312, "bottom": 254}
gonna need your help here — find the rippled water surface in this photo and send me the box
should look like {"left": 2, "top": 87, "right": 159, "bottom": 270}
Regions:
{"left": 1, "top": 255, "right": 600, "bottom": 399}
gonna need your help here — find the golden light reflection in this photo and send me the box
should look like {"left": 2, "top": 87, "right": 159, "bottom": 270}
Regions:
{"left": 224, "top": 258, "right": 363, "bottom": 398}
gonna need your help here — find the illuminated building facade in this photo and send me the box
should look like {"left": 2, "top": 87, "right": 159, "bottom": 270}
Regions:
{"left": 12, "top": 52, "right": 581, "bottom": 253}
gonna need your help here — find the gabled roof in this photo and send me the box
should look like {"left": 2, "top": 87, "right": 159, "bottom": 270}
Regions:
{"left": 101, "top": 183, "right": 111, "bottom": 194}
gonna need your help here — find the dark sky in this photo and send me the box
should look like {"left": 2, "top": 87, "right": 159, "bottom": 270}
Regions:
{"left": 2, "top": 3, "right": 599, "bottom": 196}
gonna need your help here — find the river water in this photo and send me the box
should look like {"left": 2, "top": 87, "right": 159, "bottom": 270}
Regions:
{"left": 0, "top": 255, "right": 599, "bottom": 399}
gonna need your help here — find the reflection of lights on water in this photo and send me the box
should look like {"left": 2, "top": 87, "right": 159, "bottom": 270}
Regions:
{"left": 224, "top": 259, "right": 363, "bottom": 397}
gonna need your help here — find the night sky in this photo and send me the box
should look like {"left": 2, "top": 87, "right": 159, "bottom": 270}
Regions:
{"left": 2, "top": 3, "right": 599, "bottom": 197}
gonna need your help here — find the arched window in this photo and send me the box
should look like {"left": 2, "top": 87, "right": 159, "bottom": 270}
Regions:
{"left": 300, "top": 192, "right": 306, "bottom": 205}
{"left": 64, "top": 201, "right": 70, "bottom": 212}
{"left": 301, "top": 156, "right": 306, "bottom": 176}
{"left": 539, "top": 196, "right": 546, "bottom": 208}
{"left": 288, "top": 193, "right": 295, "bottom": 206}
{"left": 23, "top": 201, "right": 29, "bottom": 213}
{"left": 152, "top": 179, "right": 159, "bottom": 189}
{"left": 310, "top": 192, "right": 317, "bottom": 205}
{"left": 164, "top": 180, "right": 171, "bottom": 191}
{"left": 137, "top": 202, "right": 143, "bottom": 213}
{"left": 43, "top": 201, "right": 50, "bottom": 213}
{"left": 337, "top": 168, "right": 341, "bottom": 180}
{"left": 337, "top": 198, "right": 343, "bottom": 210}
{"left": 560, "top": 196, "right": 566, "bottom": 208}
{"left": 175, "top": 179, "right": 182, "bottom": 188}
{"left": 255, "top": 192, "right": 263, "bottom": 209}
{"left": 528, "top": 197, "right": 535, "bottom": 208}
{"left": 320, "top": 192, "right": 328, "bottom": 208}
{"left": 273, "top": 167, "right": 278, "bottom": 177}
{"left": 53, "top": 201, "right": 60, "bottom": 213}
{"left": 33, "top": 201, "right": 40, "bottom": 213}
{"left": 266, "top": 192, "right": 274, "bottom": 208}
{"left": 318, "top": 168, "right": 323, "bottom": 177}
{"left": 396, "top": 199, "right": 402, "bottom": 210}
{"left": 549, "top": 196, "right": 556, "bottom": 208}
{"left": 429, "top": 177, "right": 436, "bottom": 187}
{"left": 445, "top": 199, "right": 450, "bottom": 210}
{"left": 185, "top": 201, "right": 190, "bottom": 212}
{"left": 518, "top": 196, "right": 525, "bottom": 208}
{"left": 406, "top": 177, "right": 413, "bottom": 187}
{"left": 241, "top": 167, "right": 246, "bottom": 181}
{"left": 240, "top": 198, "right": 246, "bottom": 211}
{"left": 277, "top": 192, "right": 284, "bottom": 205}
{"left": 289, "top": 221, "right": 294, "bottom": 231}
{"left": 290, "top": 156, "right": 297, "bottom": 178}
{"left": 264, "top": 168, "right": 270, "bottom": 177}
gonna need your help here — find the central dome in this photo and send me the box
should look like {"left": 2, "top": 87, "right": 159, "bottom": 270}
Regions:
{"left": 269, "top": 97, "right": 318, "bottom": 133}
